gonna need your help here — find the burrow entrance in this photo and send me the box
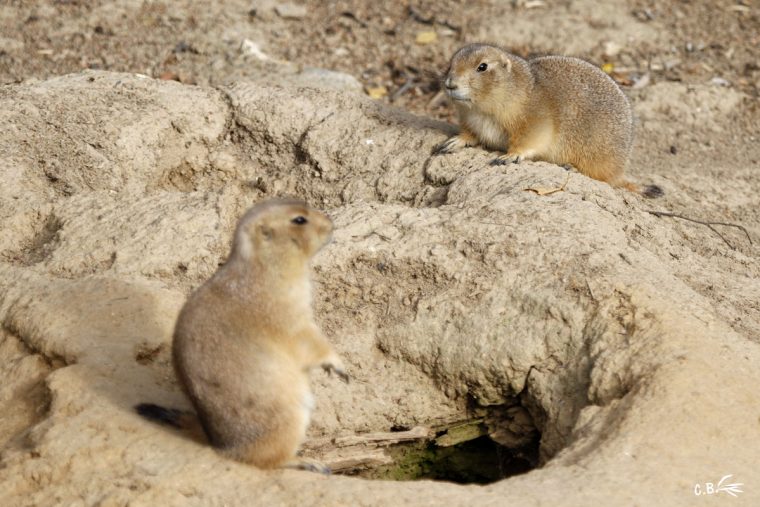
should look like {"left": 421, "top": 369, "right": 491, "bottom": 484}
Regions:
{"left": 305, "top": 399, "right": 541, "bottom": 484}
{"left": 359, "top": 431, "right": 538, "bottom": 484}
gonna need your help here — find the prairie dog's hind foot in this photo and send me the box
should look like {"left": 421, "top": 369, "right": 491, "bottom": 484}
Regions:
{"left": 285, "top": 458, "right": 331, "bottom": 475}
{"left": 491, "top": 153, "right": 524, "bottom": 166}
{"left": 434, "top": 132, "right": 478, "bottom": 155}
{"left": 322, "top": 358, "right": 349, "bottom": 383}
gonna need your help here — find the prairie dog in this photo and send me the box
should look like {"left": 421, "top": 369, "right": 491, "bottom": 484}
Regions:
{"left": 138, "top": 199, "right": 346, "bottom": 473}
{"left": 436, "top": 43, "right": 662, "bottom": 197}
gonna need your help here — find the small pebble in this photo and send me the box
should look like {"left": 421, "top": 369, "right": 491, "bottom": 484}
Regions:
{"left": 275, "top": 3, "right": 307, "bottom": 20}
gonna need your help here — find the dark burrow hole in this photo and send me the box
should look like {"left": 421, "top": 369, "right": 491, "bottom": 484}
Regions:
{"left": 360, "top": 435, "right": 537, "bottom": 484}
{"left": 337, "top": 403, "right": 541, "bottom": 484}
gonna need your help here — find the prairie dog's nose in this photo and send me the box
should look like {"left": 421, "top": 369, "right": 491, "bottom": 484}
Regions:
{"left": 444, "top": 77, "right": 457, "bottom": 90}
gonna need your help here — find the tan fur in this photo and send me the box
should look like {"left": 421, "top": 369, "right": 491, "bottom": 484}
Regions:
{"left": 172, "top": 199, "right": 346, "bottom": 473}
{"left": 437, "top": 43, "right": 659, "bottom": 196}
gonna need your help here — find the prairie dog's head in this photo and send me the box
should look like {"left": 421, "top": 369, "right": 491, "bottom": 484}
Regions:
{"left": 443, "top": 44, "right": 527, "bottom": 109}
{"left": 231, "top": 199, "right": 333, "bottom": 266}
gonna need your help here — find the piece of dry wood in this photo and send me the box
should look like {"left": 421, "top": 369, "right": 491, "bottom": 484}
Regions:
{"left": 304, "top": 426, "right": 431, "bottom": 452}
{"left": 319, "top": 447, "right": 394, "bottom": 472}
{"left": 301, "top": 426, "right": 431, "bottom": 472}
{"left": 435, "top": 419, "right": 486, "bottom": 447}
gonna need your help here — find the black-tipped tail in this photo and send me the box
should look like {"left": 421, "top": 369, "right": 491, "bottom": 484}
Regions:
{"left": 135, "top": 403, "right": 185, "bottom": 428}
{"left": 642, "top": 184, "right": 664, "bottom": 199}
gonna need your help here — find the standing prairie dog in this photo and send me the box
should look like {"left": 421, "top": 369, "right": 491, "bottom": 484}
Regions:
{"left": 138, "top": 199, "right": 347, "bottom": 474}
{"left": 436, "top": 43, "right": 662, "bottom": 197}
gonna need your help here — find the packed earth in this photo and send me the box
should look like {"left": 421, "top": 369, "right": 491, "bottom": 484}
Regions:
{"left": 0, "top": 1, "right": 758, "bottom": 505}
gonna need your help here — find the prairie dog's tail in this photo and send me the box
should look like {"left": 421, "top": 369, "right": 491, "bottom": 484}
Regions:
{"left": 620, "top": 181, "right": 664, "bottom": 198}
{"left": 135, "top": 403, "right": 206, "bottom": 442}
{"left": 135, "top": 403, "right": 189, "bottom": 428}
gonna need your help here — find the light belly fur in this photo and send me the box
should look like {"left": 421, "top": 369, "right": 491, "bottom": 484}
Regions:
{"left": 465, "top": 110, "right": 507, "bottom": 150}
{"left": 522, "top": 119, "right": 556, "bottom": 160}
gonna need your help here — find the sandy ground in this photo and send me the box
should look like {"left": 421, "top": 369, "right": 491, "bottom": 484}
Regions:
{"left": 0, "top": 1, "right": 759, "bottom": 506}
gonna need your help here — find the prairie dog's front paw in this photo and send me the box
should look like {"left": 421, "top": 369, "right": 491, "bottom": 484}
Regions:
{"left": 322, "top": 359, "right": 349, "bottom": 383}
{"left": 434, "top": 134, "right": 473, "bottom": 155}
{"left": 490, "top": 153, "right": 524, "bottom": 166}
{"left": 334, "top": 367, "right": 349, "bottom": 383}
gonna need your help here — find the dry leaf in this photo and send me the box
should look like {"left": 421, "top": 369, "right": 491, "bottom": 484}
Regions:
{"left": 525, "top": 186, "right": 563, "bottom": 196}
{"left": 612, "top": 72, "right": 634, "bottom": 86}
{"left": 601, "top": 62, "right": 614, "bottom": 74}
{"left": 524, "top": 174, "right": 570, "bottom": 196}
{"left": 415, "top": 31, "right": 438, "bottom": 45}
{"left": 631, "top": 72, "right": 651, "bottom": 89}
{"left": 366, "top": 86, "right": 388, "bottom": 99}
{"left": 240, "top": 39, "right": 270, "bottom": 61}
{"left": 158, "top": 71, "right": 180, "bottom": 81}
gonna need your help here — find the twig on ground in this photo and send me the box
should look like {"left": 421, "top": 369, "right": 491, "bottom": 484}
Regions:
{"left": 646, "top": 210, "right": 752, "bottom": 250}
{"left": 391, "top": 79, "right": 416, "bottom": 102}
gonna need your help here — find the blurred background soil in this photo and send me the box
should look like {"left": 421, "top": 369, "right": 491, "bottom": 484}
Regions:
{"left": 2, "top": 0, "right": 758, "bottom": 121}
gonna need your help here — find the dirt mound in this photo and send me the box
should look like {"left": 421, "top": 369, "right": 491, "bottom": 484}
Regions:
{"left": 0, "top": 68, "right": 758, "bottom": 505}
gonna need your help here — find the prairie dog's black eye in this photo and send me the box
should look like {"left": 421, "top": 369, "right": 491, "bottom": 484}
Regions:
{"left": 291, "top": 216, "right": 308, "bottom": 225}
{"left": 477, "top": 63, "right": 488, "bottom": 72}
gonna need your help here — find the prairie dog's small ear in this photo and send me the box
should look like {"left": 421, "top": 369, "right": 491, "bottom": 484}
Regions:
{"left": 234, "top": 230, "right": 253, "bottom": 260}
{"left": 499, "top": 55, "right": 513, "bottom": 73}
